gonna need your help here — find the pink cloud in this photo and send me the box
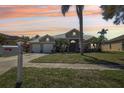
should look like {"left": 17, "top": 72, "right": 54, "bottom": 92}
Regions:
{"left": 0, "top": 5, "right": 101, "bottom": 19}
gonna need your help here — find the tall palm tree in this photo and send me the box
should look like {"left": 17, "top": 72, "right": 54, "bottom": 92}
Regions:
{"left": 97, "top": 28, "right": 108, "bottom": 37}
{"left": 97, "top": 28, "right": 108, "bottom": 51}
{"left": 61, "top": 5, "right": 84, "bottom": 55}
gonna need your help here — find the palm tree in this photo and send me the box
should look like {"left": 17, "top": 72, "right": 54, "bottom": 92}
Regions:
{"left": 61, "top": 5, "right": 84, "bottom": 55}
{"left": 97, "top": 28, "right": 108, "bottom": 37}
{"left": 97, "top": 28, "right": 108, "bottom": 51}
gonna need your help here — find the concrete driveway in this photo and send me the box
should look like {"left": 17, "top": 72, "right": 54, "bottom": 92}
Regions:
{"left": 0, "top": 53, "right": 47, "bottom": 75}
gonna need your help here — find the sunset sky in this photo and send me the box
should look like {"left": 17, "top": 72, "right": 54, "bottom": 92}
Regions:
{"left": 0, "top": 5, "right": 124, "bottom": 39}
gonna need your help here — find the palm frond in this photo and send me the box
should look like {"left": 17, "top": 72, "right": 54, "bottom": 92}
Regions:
{"left": 61, "top": 5, "right": 71, "bottom": 16}
{"left": 97, "top": 31, "right": 101, "bottom": 34}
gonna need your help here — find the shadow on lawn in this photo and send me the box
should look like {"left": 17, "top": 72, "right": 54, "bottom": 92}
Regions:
{"left": 119, "top": 58, "right": 124, "bottom": 61}
{"left": 83, "top": 55, "right": 124, "bottom": 70}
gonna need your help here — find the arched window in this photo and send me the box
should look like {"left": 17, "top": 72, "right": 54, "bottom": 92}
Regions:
{"left": 70, "top": 40, "right": 76, "bottom": 43}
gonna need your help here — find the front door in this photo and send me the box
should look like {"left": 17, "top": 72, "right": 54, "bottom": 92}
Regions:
{"left": 69, "top": 40, "right": 79, "bottom": 52}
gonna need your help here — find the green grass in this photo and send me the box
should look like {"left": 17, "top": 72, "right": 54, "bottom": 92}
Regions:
{"left": 0, "top": 67, "right": 124, "bottom": 88}
{"left": 31, "top": 53, "right": 91, "bottom": 64}
{"left": 30, "top": 52, "right": 124, "bottom": 65}
{"left": 0, "top": 55, "right": 16, "bottom": 57}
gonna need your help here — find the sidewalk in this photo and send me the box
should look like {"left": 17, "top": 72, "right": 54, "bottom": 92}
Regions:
{"left": 24, "top": 63, "right": 121, "bottom": 70}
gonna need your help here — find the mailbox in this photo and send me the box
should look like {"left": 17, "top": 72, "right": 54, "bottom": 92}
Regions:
{"left": 1, "top": 45, "right": 18, "bottom": 56}
{"left": 0, "top": 43, "right": 23, "bottom": 88}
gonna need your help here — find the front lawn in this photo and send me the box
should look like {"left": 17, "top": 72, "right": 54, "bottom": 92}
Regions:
{"left": 30, "top": 52, "right": 124, "bottom": 65}
{"left": 31, "top": 53, "right": 91, "bottom": 64}
{"left": 0, "top": 67, "right": 124, "bottom": 88}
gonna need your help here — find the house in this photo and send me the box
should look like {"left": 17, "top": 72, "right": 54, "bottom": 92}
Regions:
{"left": 29, "top": 29, "right": 93, "bottom": 53}
{"left": 0, "top": 33, "right": 21, "bottom": 45}
{"left": 101, "top": 35, "right": 124, "bottom": 52}
{"left": 29, "top": 34, "right": 55, "bottom": 53}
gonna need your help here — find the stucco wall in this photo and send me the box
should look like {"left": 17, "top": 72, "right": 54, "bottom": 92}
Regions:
{"left": 101, "top": 43, "right": 110, "bottom": 51}
{"left": 101, "top": 41, "right": 123, "bottom": 52}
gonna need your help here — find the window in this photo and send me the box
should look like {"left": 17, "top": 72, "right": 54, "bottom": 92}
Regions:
{"left": 70, "top": 40, "right": 76, "bottom": 43}
{"left": 46, "top": 38, "right": 50, "bottom": 42}
{"left": 72, "top": 32, "right": 76, "bottom": 36}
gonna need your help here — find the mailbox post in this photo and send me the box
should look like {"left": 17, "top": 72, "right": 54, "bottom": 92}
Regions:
{"left": 16, "top": 42, "right": 23, "bottom": 88}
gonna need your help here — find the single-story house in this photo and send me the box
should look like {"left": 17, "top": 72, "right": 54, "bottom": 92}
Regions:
{"left": 29, "top": 29, "right": 93, "bottom": 53}
{"left": 101, "top": 35, "right": 124, "bottom": 52}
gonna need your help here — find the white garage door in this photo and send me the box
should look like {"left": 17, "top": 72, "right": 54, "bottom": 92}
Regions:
{"left": 43, "top": 44, "right": 53, "bottom": 53}
{"left": 32, "top": 44, "right": 41, "bottom": 53}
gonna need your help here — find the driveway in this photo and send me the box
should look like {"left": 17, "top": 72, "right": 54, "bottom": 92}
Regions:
{"left": 0, "top": 53, "right": 47, "bottom": 75}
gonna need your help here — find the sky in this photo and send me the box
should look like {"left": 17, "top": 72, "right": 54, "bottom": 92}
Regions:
{"left": 0, "top": 5, "right": 124, "bottom": 39}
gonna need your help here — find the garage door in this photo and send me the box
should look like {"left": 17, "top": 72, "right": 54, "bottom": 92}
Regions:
{"left": 32, "top": 44, "right": 41, "bottom": 53}
{"left": 43, "top": 44, "right": 53, "bottom": 53}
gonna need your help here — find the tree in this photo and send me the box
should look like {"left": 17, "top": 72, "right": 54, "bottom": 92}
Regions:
{"left": 21, "top": 35, "right": 30, "bottom": 42}
{"left": 61, "top": 5, "right": 84, "bottom": 55}
{"left": 100, "top": 5, "right": 124, "bottom": 25}
{"left": 0, "top": 34, "right": 7, "bottom": 45}
{"left": 34, "top": 35, "right": 40, "bottom": 39}
{"left": 97, "top": 28, "right": 108, "bottom": 51}
{"left": 90, "top": 37, "right": 98, "bottom": 49}
{"left": 97, "top": 28, "right": 108, "bottom": 37}
{"left": 55, "top": 39, "right": 69, "bottom": 53}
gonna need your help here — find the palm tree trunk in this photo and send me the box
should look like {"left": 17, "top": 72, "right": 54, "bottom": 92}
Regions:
{"left": 79, "top": 7, "right": 84, "bottom": 55}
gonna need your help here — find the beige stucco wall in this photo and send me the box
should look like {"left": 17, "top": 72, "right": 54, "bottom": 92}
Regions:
{"left": 101, "top": 41, "right": 123, "bottom": 52}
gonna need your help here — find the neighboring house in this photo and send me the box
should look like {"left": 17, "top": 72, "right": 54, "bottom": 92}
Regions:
{"left": 29, "top": 29, "right": 93, "bottom": 53}
{"left": 101, "top": 35, "right": 124, "bottom": 52}
{"left": 0, "top": 33, "right": 21, "bottom": 45}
